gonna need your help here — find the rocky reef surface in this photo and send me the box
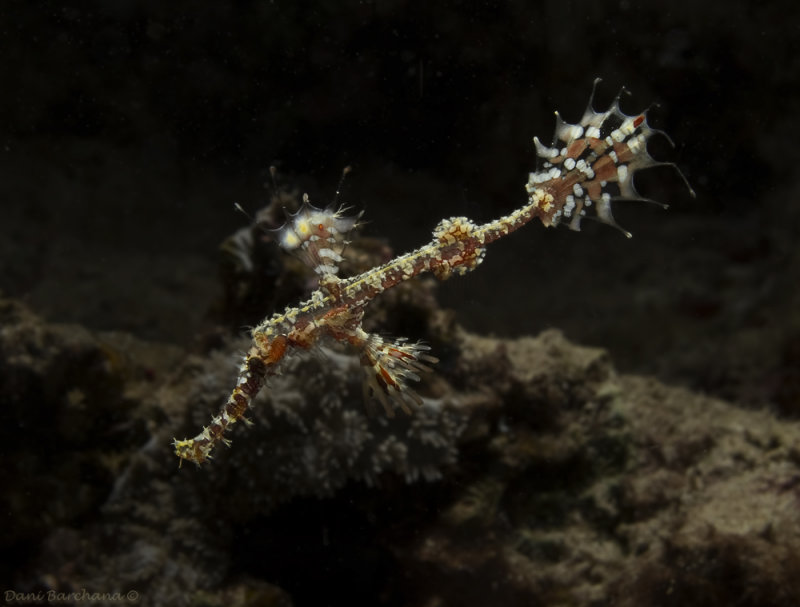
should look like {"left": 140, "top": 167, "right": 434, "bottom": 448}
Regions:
{"left": 3, "top": 255, "right": 800, "bottom": 606}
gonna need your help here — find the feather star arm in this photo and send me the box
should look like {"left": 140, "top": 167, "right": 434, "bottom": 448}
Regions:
{"left": 173, "top": 81, "right": 693, "bottom": 465}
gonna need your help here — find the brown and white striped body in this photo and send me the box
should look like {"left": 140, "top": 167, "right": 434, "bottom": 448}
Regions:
{"left": 173, "top": 82, "right": 691, "bottom": 466}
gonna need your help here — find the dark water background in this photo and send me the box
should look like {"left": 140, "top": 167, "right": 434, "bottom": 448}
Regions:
{"left": 3, "top": 1, "right": 795, "bottom": 400}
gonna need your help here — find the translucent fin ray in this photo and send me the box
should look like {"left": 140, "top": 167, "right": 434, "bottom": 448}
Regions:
{"left": 527, "top": 81, "right": 693, "bottom": 236}
{"left": 359, "top": 334, "right": 438, "bottom": 418}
